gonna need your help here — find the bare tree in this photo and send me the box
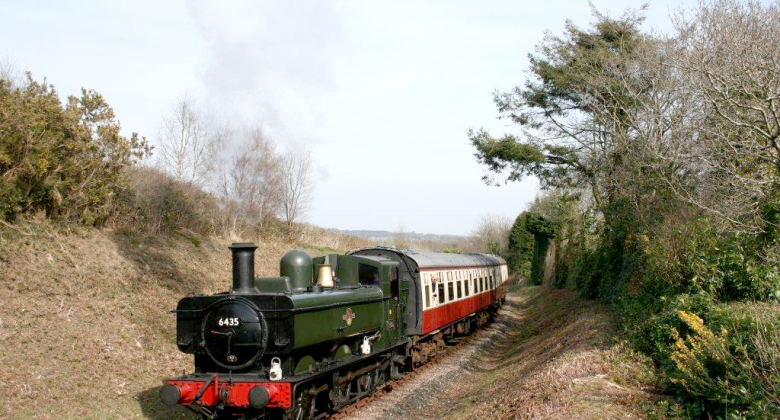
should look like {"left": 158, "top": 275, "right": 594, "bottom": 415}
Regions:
{"left": 608, "top": 0, "right": 780, "bottom": 233}
{"left": 219, "top": 126, "right": 283, "bottom": 235}
{"left": 0, "top": 57, "right": 21, "bottom": 86}
{"left": 471, "top": 213, "right": 513, "bottom": 255}
{"left": 280, "top": 149, "right": 314, "bottom": 241}
{"left": 156, "top": 95, "right": 224, "bottom": 186}
{"left": 393, "top": 223, "right": 409, "bottom": 250}
{"left": 666, "top": 0, "right": 780, "bottom": 231}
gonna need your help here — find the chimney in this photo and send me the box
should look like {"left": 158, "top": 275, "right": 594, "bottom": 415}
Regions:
{"left": 230, "top": 243, "right": 258, "bottom": 294}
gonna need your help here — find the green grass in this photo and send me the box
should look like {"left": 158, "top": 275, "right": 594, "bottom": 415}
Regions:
{"left": 300, "top": 243, "right": 340, "bottom": 256}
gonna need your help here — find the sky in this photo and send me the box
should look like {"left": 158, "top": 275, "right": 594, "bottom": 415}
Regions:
{"left": 2, "top": 0, "right": 700, "bottom": 235}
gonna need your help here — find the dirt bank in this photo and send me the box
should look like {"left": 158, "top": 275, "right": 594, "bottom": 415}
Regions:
{"left": 0, "top": 221, "right": 362, "bottom": 420}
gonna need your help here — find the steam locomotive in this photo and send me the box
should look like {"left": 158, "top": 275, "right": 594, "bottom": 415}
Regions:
{"left": 161, "top": 243, "right": 508, "bottom": 419}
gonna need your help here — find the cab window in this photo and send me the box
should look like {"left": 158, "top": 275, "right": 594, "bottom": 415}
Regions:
{"left": 359, "top": 264, "right": 380, "bottom": 286}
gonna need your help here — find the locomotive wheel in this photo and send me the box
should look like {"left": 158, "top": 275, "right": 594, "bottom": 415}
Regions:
{"left": 376, "top": 364, "right": 388, "bottom": 387}
{"left": 356, "top": 373, "right": 373, "bottom": 397}
{"left": 329, "top": 375, "right": 352, "bottom": 407}
{"left": 292, "top": 387, "right": 316, "bottom": 420}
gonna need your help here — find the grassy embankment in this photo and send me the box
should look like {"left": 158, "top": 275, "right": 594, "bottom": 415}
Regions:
{"left": 423, "top": 283, "right": 672, "bottom": 420}
{"left": 0, "top": 220, "right": 365, "bottom": 420}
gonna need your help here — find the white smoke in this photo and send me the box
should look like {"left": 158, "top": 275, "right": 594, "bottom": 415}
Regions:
{"left": 185, "top": 0, "right": 338, "bottom": 146}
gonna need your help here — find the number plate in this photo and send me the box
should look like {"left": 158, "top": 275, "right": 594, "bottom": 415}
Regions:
{"left": 218, "top": 317, "right": 240, "bottom": 327}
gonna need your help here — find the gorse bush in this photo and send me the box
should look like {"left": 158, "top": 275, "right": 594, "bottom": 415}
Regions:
{"left": 662, "top": 306, "right": 780, "bottom": 418}
{"left": 0, "top": 73, "right": 298, "bottom": 242}
{"left": 0, "top": 74, "right": 149, "bottom": 225}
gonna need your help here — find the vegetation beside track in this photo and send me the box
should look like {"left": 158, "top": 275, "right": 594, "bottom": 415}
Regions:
{"left": 472, "top": 2, "right": 780, "bottom": 417}
{"left": 344, "top": 284, "right": 673, "bottom": 420}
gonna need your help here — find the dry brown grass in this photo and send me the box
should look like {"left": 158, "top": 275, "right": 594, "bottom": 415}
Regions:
{"left": 297, "top": 224, "right": 371, "bottom": 254}
{"left": 417, "top": 286, "right": 664, "bottom": 420}
{"left": 0, "top": 220, "right": 362, "bottom": 420}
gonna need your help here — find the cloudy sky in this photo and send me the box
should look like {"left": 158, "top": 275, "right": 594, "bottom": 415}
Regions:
{"left": 2, "top": 0, "right": 698, "bottom": 235}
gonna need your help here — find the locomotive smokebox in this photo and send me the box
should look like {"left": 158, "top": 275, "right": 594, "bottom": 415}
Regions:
{"left": 229, "top": 242, "right": 258, "bottom": 294}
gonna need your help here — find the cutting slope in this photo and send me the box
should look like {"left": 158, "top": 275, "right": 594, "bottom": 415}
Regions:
{"left": 0, "top": 221, "right": 359, "bottom": 420}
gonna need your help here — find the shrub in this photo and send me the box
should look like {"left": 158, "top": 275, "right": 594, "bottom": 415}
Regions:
{"left": 620, "top": 290, "right": 780, "bottom": 418}
{"left": 116, "top": 167, "right": 223, "bottom": 237}
{"left": 0, "top": 74, "right": 149, "bottom": 225}
{"left": 666, "top": 305, "right": 780, "bottom": 418}
{"left": 641, "top": 216, "right": 780, "bottom": 303}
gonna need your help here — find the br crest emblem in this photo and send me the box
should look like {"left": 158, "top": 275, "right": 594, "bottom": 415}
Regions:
{"left": 343, "top": 308, "right": 356, "bottom": 326}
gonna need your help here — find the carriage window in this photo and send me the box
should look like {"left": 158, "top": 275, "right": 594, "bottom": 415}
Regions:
{"left": 457, "top": 281, "right": 462, "bottom": 298}
{"left": 480, "top": 277, "right": 484, "bottom": 292}
{"left": 438, "top": 283, "right": 445, "bottom": 304}
{"left": 447, "top": 282, "right": 454, "bottom": 302}
{"left": 464, "top": 280, "right": 470, "bottom": 296}
{"left": 425, "top": 285, "right": 430, "bottom": 308}
{"left": 473, "top": 278, "right": 477, "bottom": 293}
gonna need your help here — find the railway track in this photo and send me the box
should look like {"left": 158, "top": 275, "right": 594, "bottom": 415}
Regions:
{"left": 329, "top": 335, "right": 475, "bottom": 419}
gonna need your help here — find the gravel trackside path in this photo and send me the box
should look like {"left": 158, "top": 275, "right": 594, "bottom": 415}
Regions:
{"left": 341, "top": 285, "right": 661, "bottom": 420}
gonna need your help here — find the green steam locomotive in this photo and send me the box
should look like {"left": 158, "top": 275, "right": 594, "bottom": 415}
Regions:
{"left": 161, "top": 243, "right": 507, "bottom": 419}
